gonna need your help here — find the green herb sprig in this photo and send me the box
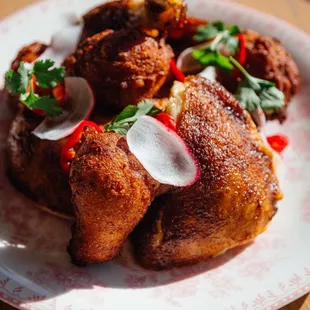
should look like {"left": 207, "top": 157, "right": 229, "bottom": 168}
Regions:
{"left": 5, "top": 60, "right": 65, "bottom": 116}
{"left": 192, "top": 21, "right": 241, "bottom": 71}
{"left": 105, "top": 100, "right": 160, "bottom": 135}
{"left": 229, "top": 57, "right": 285, "bottom": 113}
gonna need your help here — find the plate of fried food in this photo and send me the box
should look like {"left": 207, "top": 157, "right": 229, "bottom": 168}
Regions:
{"left": 0, "top": 0, "right": 310, "bottom": 309}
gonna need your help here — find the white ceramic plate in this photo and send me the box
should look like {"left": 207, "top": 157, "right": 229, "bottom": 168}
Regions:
{"left": 1, "top": 0, "right": 310, "bottom": 309}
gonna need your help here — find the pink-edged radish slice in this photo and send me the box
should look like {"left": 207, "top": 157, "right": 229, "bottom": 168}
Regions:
{"left": 32, "top": 77, "right": 94, "bottom": 141}
{"left": 127, "top": 115, "right": 200, "bottom": 187}
{"left": 36, "top": 21, "right": 83, "bottom": 67}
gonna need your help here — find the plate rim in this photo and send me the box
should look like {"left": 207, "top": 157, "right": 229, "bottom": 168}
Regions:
{"left": 0, "top": 0, "right": 310, "bottom": 309}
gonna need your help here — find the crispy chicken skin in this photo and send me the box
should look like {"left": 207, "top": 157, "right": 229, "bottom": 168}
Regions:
{"left": 10, "top": 42, "right": 47, "bottom": 71}
{"left": 64, "top": 29, "right": 173, "bottom": 111}
{"left": 217, "top": 29, "right": 300, "bottom": 121}
{"left": 132, "top": 76, "right": 282, "bottom": 269}
{"left": 81, "top": 0, "right": 187, "bottom": 40}
{"left": 7, "top": 108, "right": 73, "bottom": 216}
{"left": 68, "top": 131, "right": 166, "bottom": 266}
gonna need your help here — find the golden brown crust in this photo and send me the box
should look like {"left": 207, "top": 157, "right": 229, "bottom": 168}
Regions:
{"left": 64, "top": 29, "right": 174, "bottom": 112}
{"left": 132, "top": 76, "right": 282, "bottom": 269}
{"left": 7, "top": 108, "right": 73, "bottom": 216}
{"left": 81, "top": 0, "right": 187, "bottom": 41}
{"left": 10, "top": 42, "right": 47, "bottom": 71}
{"left": 217, "top": 29, "right": 300, "bottom": 121}
{"left": 68, "top": 132, "right": 162, "bottom": 266}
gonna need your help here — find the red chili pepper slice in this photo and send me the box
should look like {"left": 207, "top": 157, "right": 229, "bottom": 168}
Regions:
{"left": 52, "top": 83, "right": 66, "bottom": 106}
{"left": 170, "top": 59, "right": 185, "bottom": 82}
{"left": 155, "top": 112, "right": 177, "bottom": 131}
{"left": 233, "top": 34, "right": 247, "bottom": 78}
{"left": 60, "top": 120, "right": 102, "bottom": 174}
{"left": 267, "top": 134, "right": 289, "bottom": 154}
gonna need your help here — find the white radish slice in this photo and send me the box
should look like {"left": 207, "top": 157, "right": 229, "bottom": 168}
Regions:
{"left": 32, "top": 77, "right": 94, "bottom": 141}
{"left": 176, "top": 42, "right": 210, "bottom": 75}
{"left": 198, "top": 66, "right": 216, "bottom": 81}
{"left": 250, "top": 107, "right": 266, "bottom": 131}
{"left": 127, "top": 116, "right": 200, "bottom": 187}
{"left": 36, "top": 21, "right": 83, "bottom": 66}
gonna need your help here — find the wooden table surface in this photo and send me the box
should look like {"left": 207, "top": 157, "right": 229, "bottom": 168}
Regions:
{"left": 0, "top": 0, "right": 309, "bottom": 309}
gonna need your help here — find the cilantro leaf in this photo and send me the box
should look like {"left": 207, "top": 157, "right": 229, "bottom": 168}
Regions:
{"left": 32, "top": 97, "right": 63, "bottom": 116}
{"left": 20, "top": 91, "right": 40, "bottom": 107}
{"left": 192, "top": 22, "right": 242, "bottom": 70}
{"left": 192, "top": 48, "right": 233, "bottom": 71}
{"left": 105, "top": 99, "right": 160, "bottom": 135}
{"left": 259, "top": 86, "right": 285, "bottom": 113}
{"left": 230, "top": 57, "right": 285, "bottom": 114}
{"left": 5, "top": 62, "right": 30, "bottom": 96}
{"left": 17, "top": 62, "right": 30, "bottom": 93}
{"left": 113, "top": 105, "right": 138, "bottom": 123}
{"left": 236, "top": 83, "right": 260, "bottom": 112}
{"left": 5, "top": 70, "right": 23, "bottom": 95}
{"left": 221, "top": 34, "right": 240, "bottom": 54}
{"left": 228, "top": 25, "right": 241, "bottom": 36}
{"left": 20, "top": 91, "right": 62, "bottom": 117}
{"left": 193, "top": 21, "right": 225, "bottom": 42}
{"left": 33, "top": 60, "right": 65, "bottom": 88}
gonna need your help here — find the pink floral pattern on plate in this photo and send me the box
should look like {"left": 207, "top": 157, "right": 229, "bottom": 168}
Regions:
{"left": 1, "top": 0, "right": 310, "bottom": 309}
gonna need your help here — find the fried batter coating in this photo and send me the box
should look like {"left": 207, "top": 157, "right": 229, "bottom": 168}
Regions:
{"left": 132, "top": 76, "right": 282, "bottom": 269}
{"left": 64, "top": 29, "right": 173, "bottom": 111}
{"left": 7, "top": 108, "right": 73, "bottom": 217}
{"left": 68, "top": 131, "right": 167, "bottom": 266}
{"left": 10, "top": 42, "right": 47, "bottom": 71}
{"left": 81, "top": 0, "right": 186, "bottom": 40}
{"left": 217, "top": 29, "right": 300, "bottom": 121}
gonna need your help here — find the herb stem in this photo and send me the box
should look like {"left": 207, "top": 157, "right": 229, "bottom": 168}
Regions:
{"left": 229, "top": 56, "right": 249, "bottom": 78}
{"left": 210, "top": 30, "right": 229, "bottom": 50}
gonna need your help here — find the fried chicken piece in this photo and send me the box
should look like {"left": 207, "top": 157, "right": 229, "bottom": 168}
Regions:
{"left": 7, "top": 107, "right": 73, "bottom": 217}
{"left": 64, "top": 29, "right": 173, "bottom": 111}
{"left": 68, "top": 131, "right": 169, "bottom": 266}
{"left": 217, "top": 29, "right": 300, "bottom": 121}
{"left": 132, "top": 76, "right": 283, "bottom": 269}
{"left": 81, "top": 0, "right": 186, "bottom": 40}
{"left": 10, "top": 42, "right": 47, "bottom": 71}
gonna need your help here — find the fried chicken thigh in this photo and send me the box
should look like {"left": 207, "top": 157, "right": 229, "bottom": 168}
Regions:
{"left": 68, "top": 131, "right": 168, "bottom": 265}
{"left": 64, "top": 29, "right": 173, "bottom": 111}
{"left": 132, "top": 76, "right": 283, "bottom": 269}
{"left": 7, "top": 108, "right": 73, "bottom": 217}
{"left": 81, "top": 0, "right": 186, "bottom": 40}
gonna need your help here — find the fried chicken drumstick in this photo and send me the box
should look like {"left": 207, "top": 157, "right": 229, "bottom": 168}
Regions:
{"left": 68, "top": 130, "right": 169, "bottom": 265}
{"left": 132, "top": 76, "right": 283, "bottom": 269}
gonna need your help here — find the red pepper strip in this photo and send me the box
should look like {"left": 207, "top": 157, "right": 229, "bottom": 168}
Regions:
{"left": 170, "top": 59, "right": 185, "bottom": 82}
{"left": 233, "top": 34, "right": 247, "bottom": 78}
{"left": 267, "top": 134, "right": 289, "bottom": 154}
{"left": 60, "top": 120, "right": 102, "bottom": 174}
{"left": 155, "top": 112, "right": 177, "bottom": 131}
{"left": 52, "top": 83, "right": 66, "bottom": 106}
{"left": 24, "top": 75, "right": 44, "bottom": 116}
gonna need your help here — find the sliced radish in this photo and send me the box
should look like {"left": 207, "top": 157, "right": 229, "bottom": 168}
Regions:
{"left": 198, "top": 66, "right": 216, "bottom": 81}
{"left": 127, "top": 116, "right": 200, "bottom": 187}
{"left": 250, "top": 107, "right": 266, "bottom": 131}
{"left": 32, "top": 77, "right": 94, "bottom": 141}
{"left": 37, "top": 21, "right": 83, "bottom": 66}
